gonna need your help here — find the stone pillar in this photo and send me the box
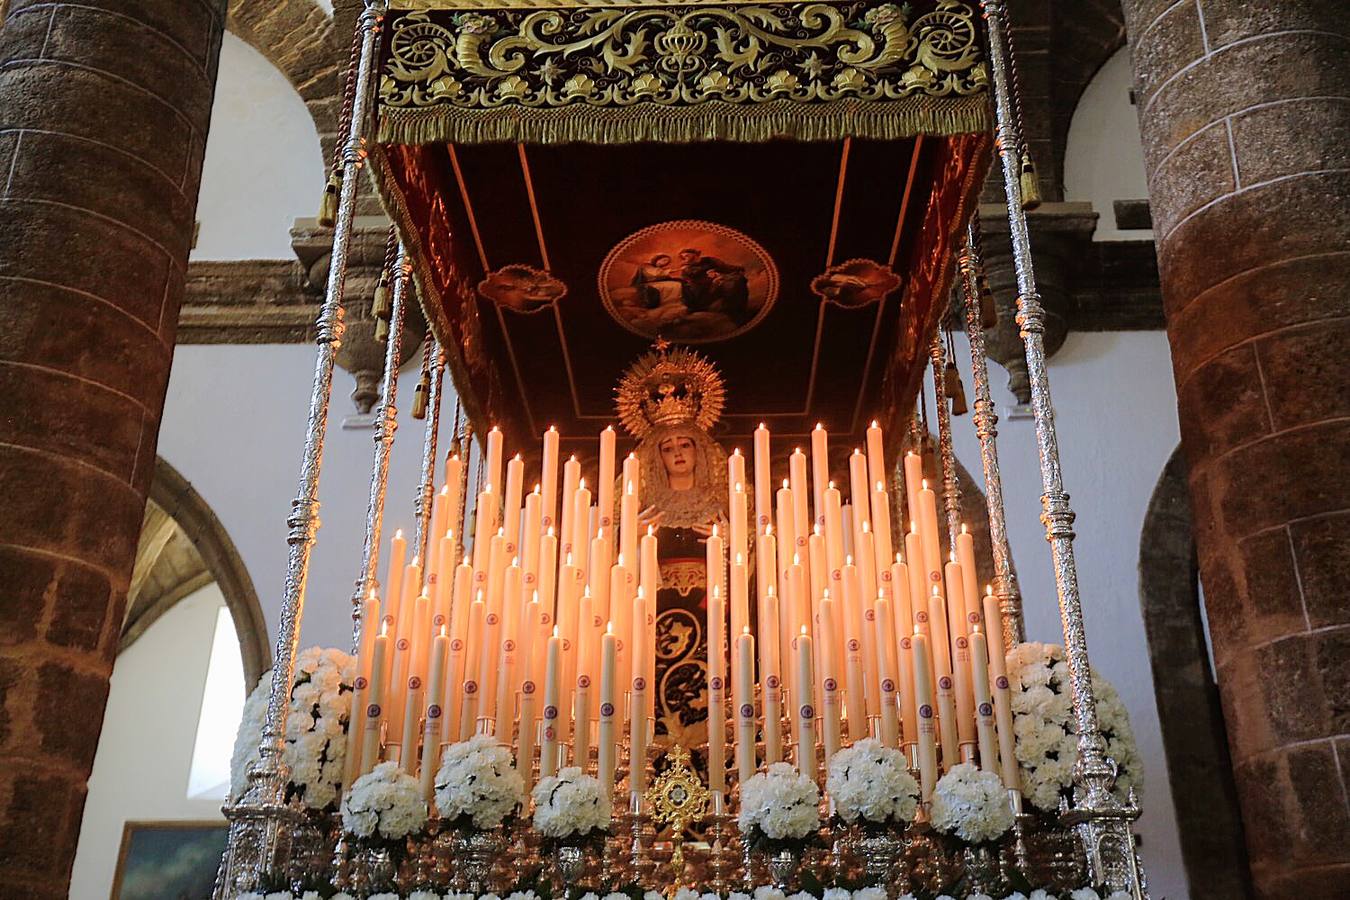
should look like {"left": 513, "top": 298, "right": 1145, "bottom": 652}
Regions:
{"left": 1120, "top": 2, "right": 1350, "bottom": 896}
{"left": 0, "top": 2, "right": 226, "bottom": 897}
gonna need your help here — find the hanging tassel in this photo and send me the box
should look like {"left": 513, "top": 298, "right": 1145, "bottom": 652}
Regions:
{"left": 1019, "top": 150, "right": 1042, "bottom": 211}
{"left": 371, "top": 271, "right": 392, "bottom": 321}
{"left": 374, "top": 316, "right": 390, "bottom": 344}
{"left": 411, "top": 371, "right": 431, "bottom": 420}
{"left": 980, "top": 275, "right": 998, "bottom": 329}
{"left": 945, "top": 361, "right": 968, "bottom": 416}
{"left": 318, "top": 172, "right": 342, "bottom": 227}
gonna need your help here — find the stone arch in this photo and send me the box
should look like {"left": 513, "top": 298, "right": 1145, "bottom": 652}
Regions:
{"left": 226, "top": 0, "right": 338, "bottom": 157}
{"left": 122, "top": 457, "right": 271, "bottom": 685}
{"left": 1138, "top": 446, "right": 1252, "bottom": 899}
{"left": 1048, "top": 0, "right": 1129, "bottom": 187}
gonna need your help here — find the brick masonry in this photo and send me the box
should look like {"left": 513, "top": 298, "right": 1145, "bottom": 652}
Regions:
{"left": 0, "top": 1, "right": 227, "bottom": 897}
{"left": 1120, "top": 1, "right": 1350, "bottom": 896}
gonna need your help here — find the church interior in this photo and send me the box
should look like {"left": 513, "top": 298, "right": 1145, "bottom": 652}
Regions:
{"left": 1, "top": 2, "right": 1346, "bottom": 900}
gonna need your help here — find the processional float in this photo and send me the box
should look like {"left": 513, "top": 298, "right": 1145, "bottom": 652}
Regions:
{"left": 217, "top": 0, "right": 1149, "bottom": 897}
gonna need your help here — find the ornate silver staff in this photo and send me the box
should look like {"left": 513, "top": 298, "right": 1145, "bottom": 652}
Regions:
{"left": 214, "top": 2, "right": 389, "bottom": 896}
{"left": 412, "top": 338, "right": 447, "bottom": 575}
{"left": 957, "top": 226, "right": 1025, "bottom": 651}
{"left": 980, "top": 1, "right": 1146, "bottom": 895}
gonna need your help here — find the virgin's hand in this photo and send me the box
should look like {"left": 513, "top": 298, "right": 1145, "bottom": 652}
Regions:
{"left": 690, "top": 522, "right": 715, "bottom": 538}
{"left": 637, "top": 505, "right": 665, "bottom": 529}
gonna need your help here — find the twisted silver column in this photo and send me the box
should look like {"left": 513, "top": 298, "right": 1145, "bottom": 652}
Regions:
{"left": 980, "top": 1, "right": 1145, "bottom": 896}
{"left": 413, "top": 341, "right": 447, "bottom": 574}
{"left": 929, "top": 332, "right": 962, "bottom": 549}
{"left": 957, "top": 227, "right": 1024, "bottom": 652}
{"left": 214, "top": 3, "right": 388, "bottom": 896}
{"left": 350, "top": 244, "right": 411, "bottom": 654}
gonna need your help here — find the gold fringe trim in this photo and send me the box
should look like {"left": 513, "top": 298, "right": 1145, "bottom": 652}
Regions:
{"left": 378, "top": 95, "right": 992, "bottom": 146}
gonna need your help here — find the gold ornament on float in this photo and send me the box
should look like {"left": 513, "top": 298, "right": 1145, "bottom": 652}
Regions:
{"left": 615, "top": 339, "right": 726, "bottom": 440}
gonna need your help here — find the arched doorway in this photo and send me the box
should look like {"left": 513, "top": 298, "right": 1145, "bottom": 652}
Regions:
{"left": 1138, "top": 446, "right": 1251, "bottom": 899}
{"left": 122, "top": 457, "right": 270, "bottom": 684}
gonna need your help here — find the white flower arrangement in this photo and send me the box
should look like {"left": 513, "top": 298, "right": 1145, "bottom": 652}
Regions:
{"left": 230, "top": 646, "right": 356, "bottom": 810}
{"left": 531, "top": 766, "right": 611, "bottom": 839}
{"left": 930, "top": 762, "right": 1015, "bottom": 844}
{"left": 738, "top": 762, "right": 821, "bottom": 843}
{"left": 825, "top": 738, "right": 920, "bottom": 826}
{"left": 341, "top": 761, "right": 429, "bottom": 841}
{"left": 433, "top": 734, "right": 526, "bottom": 829}
{"left": 1005, "top": 643, "right": 1143, "bottom": 813}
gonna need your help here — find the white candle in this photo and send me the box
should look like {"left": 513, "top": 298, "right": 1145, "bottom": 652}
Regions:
{"left": 443, "top": 558, "right": 473, "bottom": 743}
{"left": 610, "top": 562, "right": 633, "bottom": 714}
{"left": 597, "top": 625, "right": 618, "bottom": 790}
{"left": 540, "top": 426, "right": 560, "bottom": 532}
{"left": 387, "top": 557, "right": 421, "bottom": 748}
{"left": 589, "top": 535, "right": 612, "bottom": 626}
{"left": 902, "top": 451, "right": 923, "bottom": 533}
{"left": 753, "top": 423, "right": 772, "bottom": 535}
{"left": 706, "top": 587, "right": 727, "bottom": 793}
{"left": 856, "top": 528, "right": 880, "bottom": 717}
{"left": 457, "top": 597, "right": 485, "bottom": 741}
{"left": 572, "top": 480, "right": 593, "bottom": 578}
{"left": 444, "top": 454, "right": 465, "bottom": 546}
{"left": 344, "top": 591, "right": 381, "bottom": 789}
{"left": 970, "top": 628, "right": 999, "bottom": 775}
{"left": 839, "top": 561, "right": 868, "bottom": 740}
{"left": 522, "top": 489, "right": 542, "bottom": 598}
{"left": 572, "top": 591, "right": 594, "bottom": 766}
{"left": 494, "top": 563, "right": 522, "bottom": 741}
{"left": 848, "top": 449, "right": 871, "bottom": 544}
{"left": 865, "top": 420, "right": 887, "bottom": 494}
{"left": 399, "top": 591, "right": 430, "bottom": 773}
{"left": 911, "top": 630, "right": 938, "bottom": 800}
{"left": 517, "top": 597, "right": 541, "bottom": 793}
{"left": 728, "top": 448, "right": 747, "bottom": 500}
{"left": 794, "top": 627, "right": 817, "bottom": 780}
{"left": 535, "top": 530, "right": 558, "bottom": 691}
{"left": 761, "top": 586, "right": 783, "bottom": 765}
{"left": 874, "top": 595, "right": 900, "bottom": 748}
{"left": 597, "top": 426, "right": 617, "bottom": 539}
{"left": 729, "top": 482, "right": 748, "bottom": 572}
{"left": 557, "top": 557, "right": 582, "bottom": 718}
{"left": 419, "top": 628, "right": 449, "bottom": 799}
{"left": 890, "top": 559, "right": 918, "bottom": 748}
{"left": 359, "top": 626, "right": 389, "bottom": 777}
{"left": 734, "top": 628, "right": 757, "bottom": 783}
{"left": 818, "top": 593, "right": 842, "bottom": 767}
{"left": 560, "top": 455, "right": 580, "bottom": 561}
{"left": 540, "top": 628, "right": 562, "bottom": 779}
{"left": 629, "top": 592, "right": 650, "bottom": 796}
{"left": 484, "top": 425, "right": 503, "bottom": 494}
{"left": 503, "top": 454, "right": 524, "bottom": 558}
{"left": 871, "top": 483, "right": 894, "bottom": 594}
{"left": 620, "top": 455, "right": 640, "bottom": 567}
{"left": 984, "top": 588, "right": 1020, "bottom": 791}
{"left": 789, "top": 449, "right": 812, "bottom": 588}
{"left": 955, "top": 526, "right": 984, "bottom": 633}
{"left": 917, "top": 480, "right": 942, "bottom": 595}
{"left": 945, "top": 559, "right": 976, "bottom": 756}
{"left": 810, "top": 423, "right": 829, "bottom": 529}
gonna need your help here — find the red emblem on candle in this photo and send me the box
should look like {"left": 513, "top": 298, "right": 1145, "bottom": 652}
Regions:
{"left": 600, "top": 702, "right": 615, "bottom": 717}
{"left": 578, "top": 675, "right": 591, "bottom": 688}
{"left": 882, "top": 678, "right": 895, "bottom": 692}
{"left": 919, "top": 704, "right": 933, "bottom": 718}
{"left": 409, "top": 676, "right": 422, "bottom": 690}
{"left": 523, "top": 681, "right": 536, "bottom": 694}
{"left": 354, "top": 676, "right": 368, "bottom": 690}
{"left": 801, "top": 705, "right": 815, "bottom": 718}
{"left": 367, "top": 703, "right": 382, "bottom": 717}
{"left": 938, "top": 676, "right": 953, "bottom": 690}
{"left": 544, "top": 705, "right": 558, "bottom": 719}
{"left": 428, "top": 704, "right": 442, "bottom": 719}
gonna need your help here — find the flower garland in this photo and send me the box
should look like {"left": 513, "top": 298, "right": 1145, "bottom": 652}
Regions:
{"left": 825, "top": 737, "right": 920, "bottom": 826}
{"left": 230, "top": 646, "right": 355, "bottom": 810}
{"left": 434, "top": 734, "right": 526, "bottom": 829}
{"left": 930, "top": 762, "right": 1015, "bottom": 844}
{"left": 342, "top": 761, "right": 429, "bottom": 841}
{"left": 1005, "top": 643, "right": 1143, "bottom": 813}
{"left": 531, "top": 767, "right": 611, "bottom": 839}
{"left": 738, "top": 762, "right": 821, "bottom": 843}
{"left": 234, "top": 888, "right": 1135, "bottom": 900}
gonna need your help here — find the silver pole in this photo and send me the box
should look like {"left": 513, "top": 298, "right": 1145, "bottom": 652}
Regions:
{"left": 215, "top": 3, "right": 387, "bottom": 895}
{"left": 351, "top": 244, "right": 411, "bottom": 653}
{"left": 957, "top": 227, "right": 1025, "bottom": 651}
{"left": 980, "top": 1, "right": 1145, "bottom": 895}
{"left": 413, "top": 341, "right": 446, "bottom": 575}
{"left": 929, "top": 331, "right": 962, "bottom": 549}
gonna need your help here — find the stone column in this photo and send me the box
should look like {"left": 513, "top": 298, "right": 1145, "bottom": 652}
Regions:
{"left": 0, "top": 2, "right": 226, "bottom": 897}
{"left": 1121, "top": 2, "right": 1350, "bottom": 896}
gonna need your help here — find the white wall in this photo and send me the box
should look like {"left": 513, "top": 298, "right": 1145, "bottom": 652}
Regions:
{"left": 70, "top": 584, "right": 230, "bottom": 899}
{"left": 946, "top": 331, "right": 1186, "bottom": 899}
{"left": 192, "top": 32, "right": 325, "bottom": 261}
{"left": 1064, "top": 48, "right": 1155, "bottom": 242}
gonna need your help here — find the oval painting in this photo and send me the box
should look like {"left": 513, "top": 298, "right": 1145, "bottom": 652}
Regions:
{"left": 599, "top": 220, "right": 778, "bottom": 343}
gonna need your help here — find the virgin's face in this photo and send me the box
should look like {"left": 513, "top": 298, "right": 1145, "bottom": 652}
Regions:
{"left": 658, "top": 434, "right": 697, "bottom": 478}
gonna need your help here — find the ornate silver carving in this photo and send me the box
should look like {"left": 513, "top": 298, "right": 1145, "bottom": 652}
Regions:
{"left": 214, "top": 4, "right": 390, "bottom": 898}
{"left": 929, "top": 332, "right": 962, "bottom": 548}
{"left": 958, "top": 226, "right": 1024, "bottom": 650}
{"left": 352, "top": 244, "right": 413, "bottom": 653}
{"left": 414, "top": 340, "right": 447, "bottom": 570}
{"left": 979, "top": 1, "right": 1146, "bottom": 897}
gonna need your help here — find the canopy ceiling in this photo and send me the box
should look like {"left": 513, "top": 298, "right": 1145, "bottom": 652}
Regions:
{"left": 371, "top": 0, "right": 992, "bottom": 459}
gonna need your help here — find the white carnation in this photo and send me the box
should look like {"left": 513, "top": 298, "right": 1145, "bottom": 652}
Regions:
{"left": 754, "top": 887, "right": 786, "bottom": 900}
{"left": 674, "top": 888, "right": 700, "bottom": 900}
{"left": 1069, "top": 890, "right": 1101, "bottom": 900}
{"left": 823, "top": 888, "right": 852, "bottom": 900}
{"left": 738, "top": 762, "right": 821, "bottom": 841}
{"left": 341, "top": 761, "right": 427, "bottom": 840}
{"left": 854, "top": 888, "right": 886, "bottom": 900}
{"left": 532, "top": 767, "right": 611, "bottom": 838}
{"left": 930, "top": 762, "right": 1014, "bottom": 844}
{"left": 229, "top": 647, "right": 355, "bottom": 810}
{"left": 434, "top": 733, "right": 525, "bottom": 828}
{"left": 826, "top": 738, "right": 919, "bottom": 825}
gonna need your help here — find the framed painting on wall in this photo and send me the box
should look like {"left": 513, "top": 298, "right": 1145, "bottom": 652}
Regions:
{"left": 110, "top": 820, "right": 227, "bottom": 900}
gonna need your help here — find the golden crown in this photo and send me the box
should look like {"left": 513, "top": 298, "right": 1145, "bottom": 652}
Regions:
{"left": 615, "top": 339, "right": 725, "bottom": 440}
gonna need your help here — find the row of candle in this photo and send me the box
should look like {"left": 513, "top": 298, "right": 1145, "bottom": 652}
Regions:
{"left": 338, "top": 418, "right": 1021, "bottom": 812}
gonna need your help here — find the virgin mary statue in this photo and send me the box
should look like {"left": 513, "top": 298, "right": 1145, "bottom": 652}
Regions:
{"left": 615, "top": 341, "right": 729, "bottom": 754}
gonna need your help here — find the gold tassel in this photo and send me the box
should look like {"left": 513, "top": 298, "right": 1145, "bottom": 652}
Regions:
{"left": 374, "top": 316, "right": 390, "bottom": 344}
{"left": 980, "top": 276, "right": 998, "bottom": 329}
{"left": 411, "top": 372, "right": 430, "bottom": 420}
{"left": 371, "top": 272, "right": 392, "bottom": 321}
{"left": 318, "top": 172, "right": 341, "bottom": 227}
{"left": 1019, "top": 151, "right": 1042, "bottom": 211}
{"left": 945, "top": 361, "right": 969, "bottom": 416}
